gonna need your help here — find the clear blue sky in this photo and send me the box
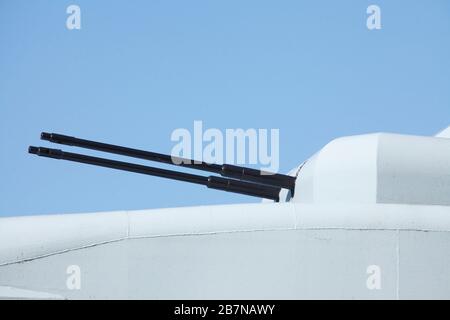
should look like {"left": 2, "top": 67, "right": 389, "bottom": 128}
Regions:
{"left": 1, "top": 0, "right": 449, "bottom": 216}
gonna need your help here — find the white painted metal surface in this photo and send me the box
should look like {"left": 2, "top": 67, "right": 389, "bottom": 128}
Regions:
{"left": 293, "top": 133, "right": 450, "bottom": 206}
{"left": 1, "top": 129, "right": 449, "bottom": 299}
{"left": 436, "top": 126, "right": 450, "bottom": 138}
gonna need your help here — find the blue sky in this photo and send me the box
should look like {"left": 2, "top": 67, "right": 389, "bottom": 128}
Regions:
{"left": 1, "top": 0, "right": 449, "bottom": 216}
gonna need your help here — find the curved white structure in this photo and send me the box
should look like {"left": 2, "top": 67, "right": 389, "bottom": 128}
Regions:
{"left": 1, "top": 130, "right": 449, "bottom": 299}
{"left": 294, "top": 133, "right": 450, "bottom": 206}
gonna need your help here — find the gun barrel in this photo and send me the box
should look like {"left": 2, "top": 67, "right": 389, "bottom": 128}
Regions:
{"left": 40, "top": 132, "right": 296, "bottom": 191}
{"left": 28, "top": 146, "right": 281, "bottom": 202}
{"left": 40, "top": 132, "right": 221, "bottom": 173}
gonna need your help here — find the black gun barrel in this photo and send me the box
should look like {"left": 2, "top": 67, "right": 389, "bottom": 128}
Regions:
{"left": 28, "top": 146, "right": 281, "bottom": 202}
{"left": 40, "top": 132, "right": 296, "bottom": 191}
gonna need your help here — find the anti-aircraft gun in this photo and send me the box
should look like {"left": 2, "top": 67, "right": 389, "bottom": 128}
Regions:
{"left": 29, "top": 132, "right": 296, "bottom": 202}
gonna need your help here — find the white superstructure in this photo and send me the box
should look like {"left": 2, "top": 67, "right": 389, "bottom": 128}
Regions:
{"left": 1, "top": 128, "right": 449, "bottom": 299}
